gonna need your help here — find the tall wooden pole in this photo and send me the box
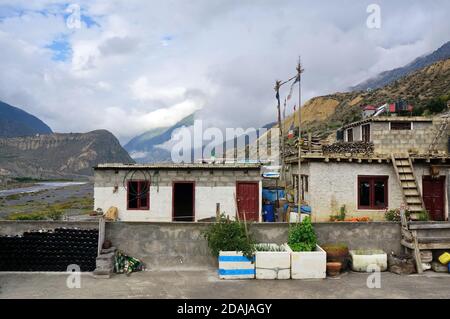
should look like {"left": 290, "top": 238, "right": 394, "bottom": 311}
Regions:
{"left": 275, "top": 80, "right": 284, "bottom": 184}
{"left": 297, "top": 58, "right": 304, "bottom": 215}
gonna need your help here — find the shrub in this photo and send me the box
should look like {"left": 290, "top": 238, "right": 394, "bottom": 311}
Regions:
{"left": 7, "top": 212, "right": 47, "bottom": 220}
{"left": 330, "top": 205, "right": 346, "bottom": 221}
{"left": 427, "top": 98, "right": 446, "bottom": 114}
{"left": 47, "top": 209, "right": 64, "bottom": 221}
{"left": 385, "top": 208, "right": 410, "bottom": 221}
{"left": 288, "top": 217, "right": 317, "bottom": 252}
{"left": 203, "top": 214, "right": 255, "bottom": 259}
{"left": 414, "top": 210, "right": 429, "bottom": 221}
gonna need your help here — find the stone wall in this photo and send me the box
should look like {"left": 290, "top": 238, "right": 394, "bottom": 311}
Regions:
{"left": 372, "top": 119, "right": 447, "bottom": 155}
{"left": 342, "top": 118, "right": 448, "bottom": 156}
{"left": 0, "top": 220, "right": 402, "bottom": 270}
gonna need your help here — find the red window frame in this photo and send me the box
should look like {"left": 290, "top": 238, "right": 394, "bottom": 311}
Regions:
{"left": 127, "top": 180, "right": 150, "bottom": 210}
{"left": 357, "top": 176, "right": 388, "bottom": 209}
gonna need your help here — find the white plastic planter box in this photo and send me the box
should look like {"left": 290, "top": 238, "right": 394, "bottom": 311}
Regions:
{"left": 350, "top": 249, "right": 387, "bottom": 272}
{"left": 218, "top": 251, "right": 255, "bottom": 279}
{"left": 289, "top": 213, "right": 311, "bottom": 223}
{"left": 286, "top": 244, "right": 326, "bottom": 279}
{"left": 255, "top": 244, "right": 290, "bottom": 280}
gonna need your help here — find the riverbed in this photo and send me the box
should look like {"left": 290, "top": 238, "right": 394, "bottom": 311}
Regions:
{"left": 0, "top": 182, "right": 94, "bottom": 220}
{"left": 0, "top": 182, "right": 88, "bottom": 197}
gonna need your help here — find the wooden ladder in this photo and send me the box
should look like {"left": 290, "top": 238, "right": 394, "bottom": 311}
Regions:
{"left": 400, "top": 210, "right": 423, "bottom": 273}
{"left": 428, "top": 115, "right": 449, "bottom": 154}
{"left": 391, "top": 153, "right": 425, "bottom": 214}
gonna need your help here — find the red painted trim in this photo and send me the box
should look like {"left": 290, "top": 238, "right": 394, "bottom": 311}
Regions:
{"left": 172, "top": 181, "right": 195, "bottom": 222}
{"left": 236, "top": 181, "right": 260, "bottom": 221}
{"left": 357, "top": 175, "right": 388, "bottom": 210}
{"left": 127, "top": 180, "right": 150, "bottom": 211}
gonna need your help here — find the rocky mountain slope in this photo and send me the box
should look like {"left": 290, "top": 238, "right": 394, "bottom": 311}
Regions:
{"left": 282, "top": 58, "right": 450, "bottom": 138}
{"left": 125, "top": 113, "right": 195, "bottom": 163}
{"left": 0, "top": 130, "right": 134, "bottom": 179}
{"left": 0, "top": 100, "right": 53, "bottom": 138}
{"left": 351, "top": 41, "right": 450, "bottom": 91}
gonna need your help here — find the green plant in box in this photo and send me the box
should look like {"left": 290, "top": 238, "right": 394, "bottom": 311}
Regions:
{"left": 203, "top": 214, "right": 255, "bottom": 260}
{"left": 288, "top": 217, "right": 317, "bottom": 252}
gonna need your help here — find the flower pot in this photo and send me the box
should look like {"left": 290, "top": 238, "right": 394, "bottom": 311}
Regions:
{"left": 218, "top": 251, "right": 255, "bottom": 279}
{"left": 322, "top": 244, "right": 349, "bottom": 270}
{"left": 255, "top": 244, "right": 290, "bottom": 280}
{"left": 326, "top": 262, "right": 342, "bottom": 277}
{"left": 350, "top": 249, "right": 387, "bottom": 272}
{"left": 286, "top": 244, "right": 326, "bottom": 279}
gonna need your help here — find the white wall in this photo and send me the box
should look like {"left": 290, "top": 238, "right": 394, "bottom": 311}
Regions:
{"left": 307, "top": 162, "right": 404, "bottom": 222}
{"left": 306, "top": 161, "right": 449, "bottom": 222}
{"left": 94, "top": 184, "right": 262, "bottom": 222}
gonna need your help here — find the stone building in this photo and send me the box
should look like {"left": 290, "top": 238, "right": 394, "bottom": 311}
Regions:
{"left": 339, "top": 116, "right": 448, "bottom": 155}
{"left": 286, "top": 115, "right": 450, "bottom": 222}
{"left": 93, "top": 163, "right": 262, "bottom": 222}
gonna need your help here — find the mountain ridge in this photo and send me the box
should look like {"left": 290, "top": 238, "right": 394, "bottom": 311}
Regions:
{"left": 351, "top": 41, "right": 450, "bottom": 92}
{"left": 0, "top": 129, "right": 134, "bottom": 179}
{"left": 281, "top": 58, "right": 450, "bottom": 138}
{"left": 125, "top": 113, "right": 196, "bottom": 163}
{"left": 0, "top": 100, "right": 53, "bottom": 138}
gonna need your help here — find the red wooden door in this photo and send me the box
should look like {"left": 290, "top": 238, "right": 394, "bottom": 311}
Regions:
{"left": 422, "top": 176, "right": 445, "bottom": 221}
{"left": 236, "top": 182, "right": 259, "bottom": 221}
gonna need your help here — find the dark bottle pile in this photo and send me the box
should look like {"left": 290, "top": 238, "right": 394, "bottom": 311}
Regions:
{"left": 0, "top": 228, "right": 98, "bottom": 272}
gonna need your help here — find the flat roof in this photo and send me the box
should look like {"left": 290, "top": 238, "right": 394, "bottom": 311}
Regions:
{"left": 341, "top": 116, "right": 433, "bottom": 130}
{"left": 285, "top": 153, "right": 450, "bottom": 164}
{"left": 95, "top": 163, "right": 262, "bottom": 170}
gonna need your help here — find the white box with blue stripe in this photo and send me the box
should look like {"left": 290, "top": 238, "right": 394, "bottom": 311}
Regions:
{"left": 218, "top": 251, "right": 255, "bottom": 279}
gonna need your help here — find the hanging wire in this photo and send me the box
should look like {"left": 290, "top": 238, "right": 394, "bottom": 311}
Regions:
{"left": 122, "top": 169, "right": 152, "bottom": 205}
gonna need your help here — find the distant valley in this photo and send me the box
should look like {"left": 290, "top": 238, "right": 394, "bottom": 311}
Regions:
{"left": 124, "top": 113, "right": 195, "bottom": 163}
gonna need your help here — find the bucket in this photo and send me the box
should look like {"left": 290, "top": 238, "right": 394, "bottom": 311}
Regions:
{"left": 439, "top": 252, "right": 450, "bottom": 265}
{"left": 262, "top": 204, "right": 275, "bottom": 222}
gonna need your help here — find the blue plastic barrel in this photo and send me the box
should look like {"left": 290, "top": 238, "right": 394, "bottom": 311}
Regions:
{"left": 262, "top": 188, "right": 286, "bottom": 202}
{"left": 262, "top": 204, "right": 275, "bottom": 222}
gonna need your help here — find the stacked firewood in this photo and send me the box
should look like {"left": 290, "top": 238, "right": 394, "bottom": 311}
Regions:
{"left": 282, "top": 135, "right": 323, "bottom": 157}
{"left": 322, "top": 141, "right": 374, "bottom": 156}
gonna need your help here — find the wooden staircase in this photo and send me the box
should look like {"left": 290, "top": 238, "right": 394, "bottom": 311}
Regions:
{"left": 428, "top": 115, "right": 449, "bottom": 154}
{"left": 391, "top": 154, "right": 425, "bottom": 213}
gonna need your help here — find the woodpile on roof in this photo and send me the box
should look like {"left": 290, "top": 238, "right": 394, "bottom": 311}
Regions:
{"left": 322, "top": 141, "right": 374, "bottom": 157}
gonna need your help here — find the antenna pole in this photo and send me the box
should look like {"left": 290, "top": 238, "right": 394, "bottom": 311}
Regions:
{"left": 297, "top": 58, "right": 304, "bottom": 216}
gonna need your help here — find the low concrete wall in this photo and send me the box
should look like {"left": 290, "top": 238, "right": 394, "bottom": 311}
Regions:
{"left": 0, "top": 221, "right": 98, "bottom": 236}
{"left": 0, "top": 220, "right": 402, "bottom": 270}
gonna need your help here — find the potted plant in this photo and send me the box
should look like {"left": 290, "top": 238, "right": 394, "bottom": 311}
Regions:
{"left": 254, "top": 243, "right": 290, "bottom": 280}
{"left": 286, "top": 217, "right": 326, "bottom": 279}
{"left": 203, "top": 215, "right": 255, "bottom": 279}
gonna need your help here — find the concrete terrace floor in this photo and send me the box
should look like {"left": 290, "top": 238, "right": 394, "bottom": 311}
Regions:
{"left": 1, "top": 270, "right": 450, "bottom": 299}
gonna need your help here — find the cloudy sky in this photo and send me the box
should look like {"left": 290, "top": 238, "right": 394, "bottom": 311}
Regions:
{"left": 0, "top": 0, "right": 449, "bottom": 144}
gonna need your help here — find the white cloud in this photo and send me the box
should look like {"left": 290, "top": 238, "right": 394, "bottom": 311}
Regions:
{"left": 0, "top": 0, "right": 449, "bottom": 144}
